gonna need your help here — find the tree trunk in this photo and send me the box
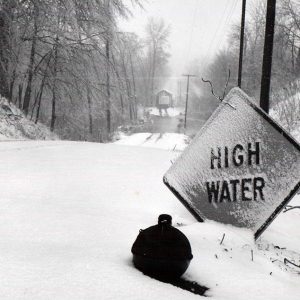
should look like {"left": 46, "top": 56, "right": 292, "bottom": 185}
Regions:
{"left": 150, "top": 45, "right": 157, "bottom": 106}
{"left": 0, "top": 2, "right": 13, "bottom": 99}
{"left": 35, "top": 81, "right": 45, "bottom": 124}
{"left": 87, "top": 86, "right": 93, "bottom": 137}
{"left": 35, "top": 54, "right": 51, "bottom": 124}
{"left": 18, "top": 84, "right": 23, "bottom": 108}
{"left": 295, "top": 48, "right": 300, "bottom": 77}
{"left": 30, "top": 89, "right": 39, "bottom": 120}
{"left": 23, "top": 3, "right": 38, "bottom": 115}
{"left": 105, "top": 0, "right": 112, "bottom": 138}
{"left": 121, "top": 57, "right": 133, "bottom": 121}
{"left": 50, "top": 37, "right": 59, "bottom": 132}
{"left": 120, "top": 94, "right": 124, "bottom": 117}
{"left": 129, "top": 51, "right": 137, "bottom": 120}
{"left": 9, "top": 68, "right": 17, "bottom": 103}
{"left": 111, "top": 53, "right": 124, "bottom": 116}
{"left": 291, "top": 33, "right": 295, "bottom": 72}
{"left": 105, "top": 38, "right": 111, "bottom": 137}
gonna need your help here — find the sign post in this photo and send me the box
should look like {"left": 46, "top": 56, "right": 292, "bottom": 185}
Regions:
{"left": 163, "top": 88, "right": 300, "bottom": 239}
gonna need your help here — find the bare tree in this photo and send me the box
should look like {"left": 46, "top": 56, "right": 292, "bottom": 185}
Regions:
{"left": 145, "top": 17, "right": 170, "bottom": 106}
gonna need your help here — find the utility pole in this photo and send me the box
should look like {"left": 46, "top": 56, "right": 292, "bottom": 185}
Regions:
{"left": 179, "top": 80, "right": 182, "bottom": 105}
{"left": 182, "top": 74, "right": 196, "bottom": 130}
{"left": 177, "top": 80, "right": 182, "bottom": 106}
{"left": 260, "top": 0, "right": 276, "bottom": 114}
{"left": 238, "top": 0, "right": 246, "bottom": 88}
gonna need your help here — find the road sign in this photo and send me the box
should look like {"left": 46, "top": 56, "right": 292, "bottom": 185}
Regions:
{"left": 163, "top": 88, "right": 300, "bottom": 239}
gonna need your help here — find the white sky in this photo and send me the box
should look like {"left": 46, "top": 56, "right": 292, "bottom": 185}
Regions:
{"left": 120, "top": 0, "right": 260, "bottom": 76}
{"left": 119, "top": 0, "right": 261, "bottom": 93}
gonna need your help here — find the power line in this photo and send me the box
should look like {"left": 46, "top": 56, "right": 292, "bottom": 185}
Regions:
{"left": 180, "top": 0, "right": 201, "bottom": 74}
{"left": 202, "top": 0, "right": 239, "bottom": 71}
{"left": 184, "top": 0, "right": 200, "bottom": 69}
{"left": 202, "top": 1, "right": 233, "bottom": 65}
{"left": 214, "top": 0, "right": 239, "bottom": 54}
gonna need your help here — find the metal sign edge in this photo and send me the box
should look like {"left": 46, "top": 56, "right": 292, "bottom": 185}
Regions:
{"left": 229, "top": 89, "right": 300, "bottom": 239}
{"left": 163, "top": 176, "right": 204, "bottom": 222}
{"left": 163, "top": 87, "right": 300, "bottom": 240}
{"left": 226, "top": 88, "right": 300, "bottom": 152}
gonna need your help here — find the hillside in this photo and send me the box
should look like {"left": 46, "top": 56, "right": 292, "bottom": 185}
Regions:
{"left": 0, "top": 97, "right": 58, "bottom": 141}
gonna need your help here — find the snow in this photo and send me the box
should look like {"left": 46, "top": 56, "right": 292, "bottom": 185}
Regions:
{"left": 291, "top": 126, "right": 300, "bottom": 143}
{"left": 148, "top": 106, "right": 183, "bottom": 117}
{"left": 0, "top": 97, "right": 58, "bottom": 141}
{"left": 114, "top": 132, "right": 190, "bottom": 151}
{"left": 0, "top": 139, "right": 299, "bottom": 299}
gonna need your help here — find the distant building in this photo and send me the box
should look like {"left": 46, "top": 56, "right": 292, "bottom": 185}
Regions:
{"left": 155, "top": 90, "right": 174, "bottom": 116}
{"left": 155, "top": 90, "right": 173, "bottom": 108}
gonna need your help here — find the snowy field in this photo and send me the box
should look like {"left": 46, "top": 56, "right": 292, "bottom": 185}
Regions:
{"left": 0, "top": 140, "right": 299, "bottom": 299}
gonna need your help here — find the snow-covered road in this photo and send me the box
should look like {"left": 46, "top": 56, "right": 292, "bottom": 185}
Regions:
{"left": 0, "top": 141, "right": 299, "bottom": 299}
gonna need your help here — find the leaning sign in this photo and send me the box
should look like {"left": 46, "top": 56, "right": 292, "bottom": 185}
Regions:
{"left": 163, "top": 88, "right": 300, "bottom": 239}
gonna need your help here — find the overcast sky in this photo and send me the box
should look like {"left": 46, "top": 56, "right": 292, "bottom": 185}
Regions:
{"left": 118, "top": 0, "right": 262, "bottom": 94}
{"left": 120, "top": 0, "right": 260, "bottom": 77}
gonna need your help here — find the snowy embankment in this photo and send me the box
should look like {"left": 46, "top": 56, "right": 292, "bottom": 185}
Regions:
{"left": 0, "top": 140, "right": 299, "bottom": 299}
{"left": 0, "top": 97, "right": 58, "bottom": 141}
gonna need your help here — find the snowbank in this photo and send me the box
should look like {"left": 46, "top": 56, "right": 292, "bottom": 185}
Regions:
{"left": 0, "top": 97, "right": 58, "bottom": 141}
{"left": 0, "top": 140, "right": 299, "bottom": 299}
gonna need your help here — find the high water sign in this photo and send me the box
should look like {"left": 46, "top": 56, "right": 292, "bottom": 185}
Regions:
{"left": 163, "top": 88, "right": 300, "bottom": 239}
